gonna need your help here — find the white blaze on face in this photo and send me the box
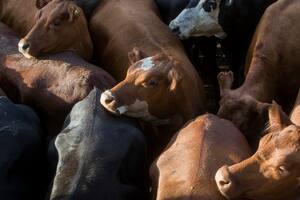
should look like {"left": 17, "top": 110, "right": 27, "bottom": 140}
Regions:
{"left": 169, "top": 0, "right": 227, "bottom": 39}
{"left": 139, "top": 57, "right": 155, "bottom": 71}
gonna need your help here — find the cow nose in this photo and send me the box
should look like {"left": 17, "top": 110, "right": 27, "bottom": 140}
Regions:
{"left": 215, "top": 166, "right": 235, "bottom": 197}
{"left": 171, "top": 26, "right": 180, "bottom": 34}
{"left": 22, "top": 43, "right": 30, "bottom": 51}
{"left": 100, "top": 90, "right": 116, "bottom": 106}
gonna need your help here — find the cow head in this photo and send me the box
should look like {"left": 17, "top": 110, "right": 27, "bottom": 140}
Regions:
{"left": 100, "top": 48, "right": 183, "bottom": 125}
{"left": 215, "top": 102, "right": 300, "bottom": 200}
{"left": 217, "top": 71, "right": 270, "bottom": 140}
{"left": 18, "top": 0, "right": 93, "bottom": 60}
{"left": 169, "top": 0, "right": 228, "bottom": 39}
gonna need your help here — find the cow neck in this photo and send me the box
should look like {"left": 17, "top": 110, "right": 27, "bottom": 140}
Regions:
{"left": 0, "top": 0, "right": 37, "bottom": 36}
{"left": 238, "top": 56, "right": 276, "bottom": 103}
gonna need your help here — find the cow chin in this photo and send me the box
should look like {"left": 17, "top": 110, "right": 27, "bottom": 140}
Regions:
{"left": 18, "top": 46, "right": 35, "bottom": 59}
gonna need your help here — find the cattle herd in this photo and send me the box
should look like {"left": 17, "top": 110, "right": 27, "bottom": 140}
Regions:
{"left": 0, "top": 0, "right": 299, "bottom": 199}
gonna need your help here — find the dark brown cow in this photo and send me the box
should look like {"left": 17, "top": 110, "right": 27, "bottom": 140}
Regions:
{"left": 215, "top": 101, "right": 300, "bottom": 200}
{"left": 150, "top": 114, "right": 251, "bottom": 200}
{"left": 95, "top": 0, "right": 206, "bottom": 151}
{"left": 217, "top": 0, "right": 300, "bottom": 145}
{"left": 0, "top": 0, "right": 37, "bottom": 36}
{"left": 18, "top": 0, "right": 93, "bottom": 60}
{"left": 0, "top": 22, "right": 115, "bottom": 136}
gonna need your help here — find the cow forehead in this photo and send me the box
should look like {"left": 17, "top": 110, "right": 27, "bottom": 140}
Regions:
{"left": 139, "top": 57, "right": 155, "bottom": 71}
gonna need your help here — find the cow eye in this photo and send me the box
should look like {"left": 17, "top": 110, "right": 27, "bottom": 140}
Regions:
{"left": 203, "top": 0, "right": 217, "bottom": 12}
{"left": 53, "top": 19, "right": 61, "bottom": 26}
{"left": 276, "top": 166, "right": 290, "bottom": 178}
{"left": 144, "top": 80, "right": 158, "bottom": 88}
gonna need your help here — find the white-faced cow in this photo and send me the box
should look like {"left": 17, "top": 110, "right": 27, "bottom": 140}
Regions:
{"left": 169, "top": 0, "right": 277, "bottom": 83}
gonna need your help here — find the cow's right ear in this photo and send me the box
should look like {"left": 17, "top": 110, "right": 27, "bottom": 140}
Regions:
{"left": 217, "top": 71, "right": 234, "bottom": 97}
{"left": 268, "top": 101, "right": 292, "bottom": 132}
{"left": 36, "top": 0, "right": 52, "bottom": 9}
{"left": 128, "top": 47, "right": 148, "bottom": 65}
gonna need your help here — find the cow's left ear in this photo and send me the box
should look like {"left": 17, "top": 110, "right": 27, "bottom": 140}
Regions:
{"left": 36, "top": 0, "right": 52, "bottom": 9}
{"left": 68, "top": 6, "right": 81, "bottom": 21}
{"left": 128, "top": 47, "right": 148, "bottom": 64}
{"left": 268, "top": 101, "right": 292, "bottom": 132}
{"left": 168, "top": 69, "right": 182, "bottom": 91}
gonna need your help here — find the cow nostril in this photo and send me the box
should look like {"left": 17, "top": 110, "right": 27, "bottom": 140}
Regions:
{"left": 22, "top": 43, "right": 30, "bottom": 50}
{"left": 219, "top": 179, "right": 231, "bottom": 187}
{"left": 104, "top": 96, "right": 114, "bottom": 104}
{"left": 171, "top": 26, "right": 180, "bottom": 34}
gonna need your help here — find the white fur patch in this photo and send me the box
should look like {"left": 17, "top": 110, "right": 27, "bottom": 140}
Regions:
{"left": 139, "top": 57, "right": 154, "bottom": 71}
{"left": 116, "top": 106, "right": 127, "bottom": 115}
{"left": 169, "top": 0, "right": 226, "bottom": 39}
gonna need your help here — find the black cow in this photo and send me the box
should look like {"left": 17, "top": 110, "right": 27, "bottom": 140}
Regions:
{"left": 48, "top": 88, "right": 147, "bottom": 200}
{"left": 0, "top": 95, "right": 46, "bottom": 200}
{"left": 169, "top": 0, "right": 277, "bottom": 85}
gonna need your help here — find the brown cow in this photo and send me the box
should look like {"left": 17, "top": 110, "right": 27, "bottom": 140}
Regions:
{"left": 96, "top": 0, "right": 206, "bottom": 151}
{"left": 215, "top": 100, "right": 300, "bottom": 200}
{"left": 217, "top": 0, "right": 300, "bottom": 146}
{"left": 150, "top": 114, "right": 252, "bottom": 200}
{"left": 0, "top": 0, "right": 37, "bottom": 36}
{"left": 18, "top": 0, "right": 93, "bottom": 60}
{"left": 0, "top": 22, "right": 115, "bottom": 136}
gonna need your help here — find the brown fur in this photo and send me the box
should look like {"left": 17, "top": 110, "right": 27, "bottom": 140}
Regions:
{"left": 0, "top": 22, "right": 115, "bottom": 137}
{"left": 216, "top": 100, "right": 300, "bottom": 200}
{"left": 150, "top": 114, "right": 251, "bottom": 200}
{"left": 218, "top": 0, "right": 300, "bottom": 144}
{"left": 94, "top": 0, "right": 206, "bottom": 154}
{"left": 0, "top": 0, "right": 37, "bottom": 36}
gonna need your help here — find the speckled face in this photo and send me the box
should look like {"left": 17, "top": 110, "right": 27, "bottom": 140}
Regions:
{"left": 169, "top": 0, "right": 227, "bottom": 39}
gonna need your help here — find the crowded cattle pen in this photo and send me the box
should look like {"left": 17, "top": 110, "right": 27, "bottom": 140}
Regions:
{"left": 0, "top": 0, "right": 299, "bottom": 199}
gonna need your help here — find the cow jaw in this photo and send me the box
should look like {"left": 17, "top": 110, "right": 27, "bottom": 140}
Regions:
{"left": 169, "top": 0, "right": 226, "bottom": 39}
{"left": 100, "top": 90, "right": 170, "bottom": 125}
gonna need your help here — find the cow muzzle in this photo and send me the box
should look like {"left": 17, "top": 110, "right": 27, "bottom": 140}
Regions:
{"left": 100, "top": 90, "right": 126, "bottom": 115}
{"left": 18, "top": 39, "right": 35, "bottom": 59}
{"left": 215, "top": 165, "right": 240, "bottom": 199}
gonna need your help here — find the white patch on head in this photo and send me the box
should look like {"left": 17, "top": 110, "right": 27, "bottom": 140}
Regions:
{"left": 169, "top": 0, "right": 226, "bottom": 39}
{"left": 139, "top": 57, "right": 154, "bottom": 71}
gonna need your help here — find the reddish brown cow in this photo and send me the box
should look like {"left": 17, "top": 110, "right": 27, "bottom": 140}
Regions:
{"left": 217, "top": 0, "right": 300, "bottom": 145}
{"left": 215, "top": 101, "right": 300, "bottom": 200}
{"left": 0, "top": 0, "right": 37, "bottom": 36}
{"left": 0, "top": 22, "right": 115, "bottom": 136}
{"left": 96, "top": 0, "right": 206, "bottom": 150}
{"left": 150, "top": 114, "right": 251, "bottom": 200}
{"left": 18, "top": 0, "right": 93, "bottom": 60}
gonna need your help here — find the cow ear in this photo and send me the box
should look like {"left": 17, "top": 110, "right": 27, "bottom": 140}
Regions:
{"left": 268, "top": 101, "right": 292, "bottom": 132}
{"left": 168, "top": 68, "right": 182, "bottom": 91}
{"left": 218, "top": 71, "right": 234, "bottom": 97}
{"left": 225, "top": 0, "right": 234, "bottom": 6}
{"left": 67, "top": 5, "right": 81, "bottom": 21}
{"left": 128, "top": 47, "right": 148, "bottom": 64}
{"left": 36, "top": 0, "right": 52, "bottom": 9}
